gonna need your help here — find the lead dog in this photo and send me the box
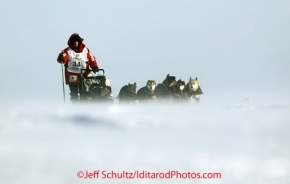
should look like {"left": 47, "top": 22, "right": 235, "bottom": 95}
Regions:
{"left": 183, "top": 77, "right": 203, "bottom": 103}
{"left": 118, "top": 83, "right": 137, "bottom": 103}
{"left": 137, "top": 80, "right": 157, "bottom": 103}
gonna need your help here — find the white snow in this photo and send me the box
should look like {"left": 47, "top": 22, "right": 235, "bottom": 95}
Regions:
{"left": 0, "top": 93, "right": 289, "bottom": 184}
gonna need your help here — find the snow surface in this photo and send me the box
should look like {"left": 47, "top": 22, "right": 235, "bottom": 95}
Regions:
{"left": 0, "top": 93, "right": 289, "bottom": 184}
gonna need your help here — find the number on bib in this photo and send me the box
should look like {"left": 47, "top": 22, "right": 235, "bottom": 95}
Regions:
{"left": 73, "top": 61, "right": 81, "bottom": 66}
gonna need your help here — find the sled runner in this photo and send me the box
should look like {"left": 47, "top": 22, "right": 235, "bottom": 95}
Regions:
{"left": 80, "top": 69, "right": 114, "bottom": 103}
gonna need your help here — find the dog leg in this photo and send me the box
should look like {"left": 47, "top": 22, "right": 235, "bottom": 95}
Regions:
{"left": 193, "top": 95, "right": 200, "bottom": 104}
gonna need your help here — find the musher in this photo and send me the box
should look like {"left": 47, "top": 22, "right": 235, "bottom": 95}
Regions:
{"left": 57, "top": 33, "right": 99, "bottom": 102}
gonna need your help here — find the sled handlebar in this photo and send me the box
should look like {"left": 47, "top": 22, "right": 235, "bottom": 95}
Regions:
{"left": 97, "top": 69, "right": 105, "bottom": 75}
{"left": 81, "top": 69, "right": 105, "bottom": 75}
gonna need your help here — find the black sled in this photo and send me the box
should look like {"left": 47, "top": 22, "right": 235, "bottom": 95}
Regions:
{"left": 80, "top": 69, "right": 114, "bottom": 103}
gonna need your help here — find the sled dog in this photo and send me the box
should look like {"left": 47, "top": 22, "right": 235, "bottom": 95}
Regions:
{"left": 172, "top": 79, "right": 186, "bottom": 101}
{"left": 183, "top": 77, "right": 203, "bottom": 103}
{"left": 155, "top": 74, "right": 177, "bottom": 101}
{"left": 118, "top": 83, "right": 137, "bottom": 103}
{"left": 137, "top": 80, "right": 157, "bottom": 103}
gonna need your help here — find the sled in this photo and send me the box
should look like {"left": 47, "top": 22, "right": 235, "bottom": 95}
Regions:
{"left": 80, "top": 69, "right": 114, "bottom": 103}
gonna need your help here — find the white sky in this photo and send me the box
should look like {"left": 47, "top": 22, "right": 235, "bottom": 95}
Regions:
{"left": 1, "top": 0, "right": 289, "bottom": 101}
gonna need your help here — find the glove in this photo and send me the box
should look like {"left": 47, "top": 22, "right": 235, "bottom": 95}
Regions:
{"left": 92, "top": 67, "right": 99, "bottom": 73}
{"left": 57, "top": 54, "right": 64, "bottom": 63}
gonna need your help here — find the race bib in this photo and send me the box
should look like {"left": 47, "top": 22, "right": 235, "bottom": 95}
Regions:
{"left": 67, "top": 58, "right": 87, "bottom": 73}
{"left": 67, "top": 48, "right": 88, "bottom": 73}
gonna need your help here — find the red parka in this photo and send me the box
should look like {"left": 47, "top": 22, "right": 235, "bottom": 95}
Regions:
{"left": 57, "top": 34, "right": 98, "bottom": 85}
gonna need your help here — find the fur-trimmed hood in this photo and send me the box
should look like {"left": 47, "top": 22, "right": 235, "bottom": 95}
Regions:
{"left": 67, "top": 33, "right": 86, "bottom": 53}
